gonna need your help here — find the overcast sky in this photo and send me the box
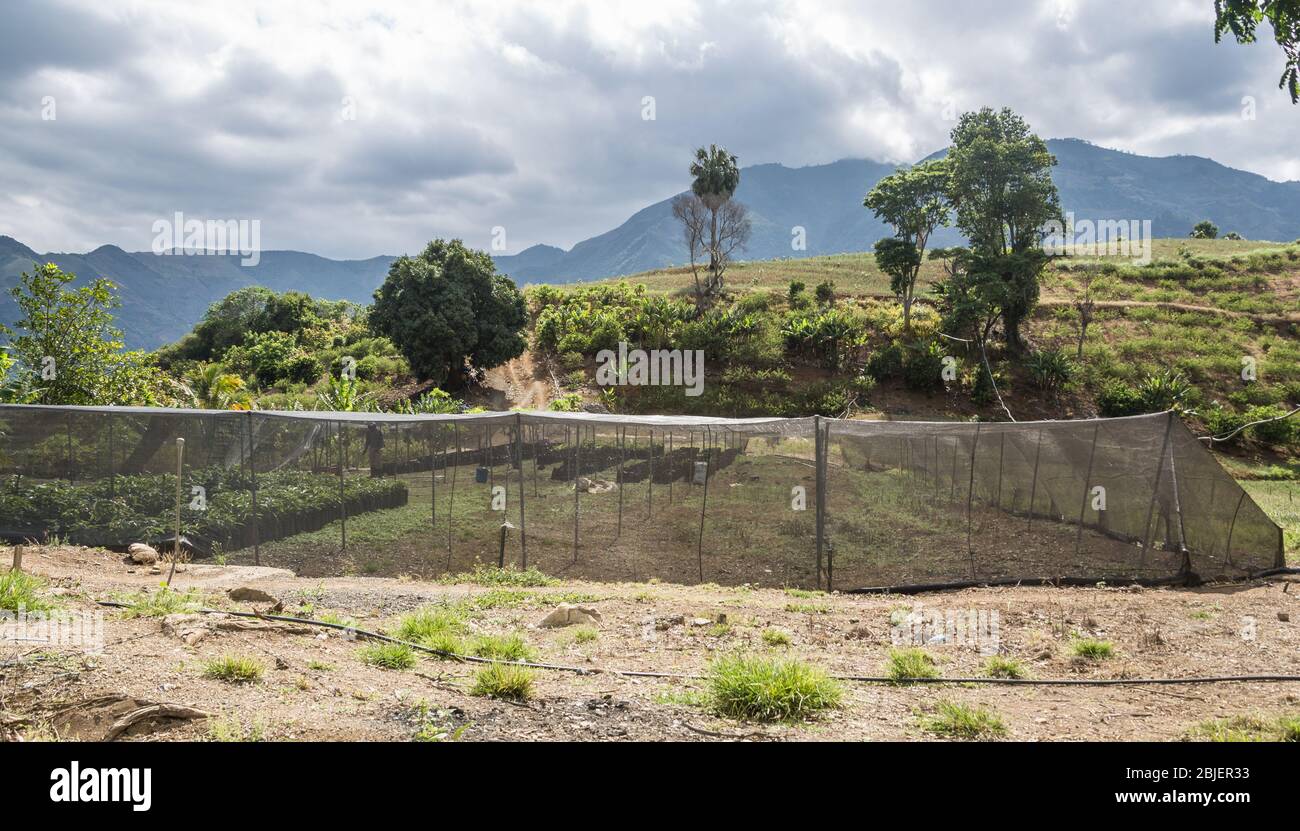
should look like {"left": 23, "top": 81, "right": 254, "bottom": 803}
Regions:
{"left": 0, "top": 0, "right": 1295, "bottom": 259}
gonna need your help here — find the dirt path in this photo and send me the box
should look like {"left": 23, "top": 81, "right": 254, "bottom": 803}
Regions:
{"left": 483, "top": 350, "right": 553, "bottom": 410}
{"left": 4, "top": 545, "right": 1299, "bottom": 742}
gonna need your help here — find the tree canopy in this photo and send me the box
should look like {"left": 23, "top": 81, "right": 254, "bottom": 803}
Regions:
{"left": 865, "top": 158, "right": 950, "bottom": 329}
{"left": 369, "top": 239, "right": 527, "bottom": 386}
{"left": 1215, "top": 0, "right": 1300, "bottom": 102}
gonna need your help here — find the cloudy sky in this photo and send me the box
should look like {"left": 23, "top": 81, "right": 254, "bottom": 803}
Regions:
{"left": 0, "top": 0, "right": 1295, "bottom": 259}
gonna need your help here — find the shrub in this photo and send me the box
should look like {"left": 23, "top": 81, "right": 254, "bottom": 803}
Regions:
{"left": 814, "top": 280, "right": 835, "bottom": 305}
{"left": 441, "top": 564, "right": 558, "bottom": 587}
{"left": 471, "top": 663, "right": 534, "bottom": 700}
{"left": 867, "top": 343, "right": 905, "bottom": 381}
{"left": 1025, "top": 348, "right": 1075, "bottom": 392}
{"left": 1096, "top": 378, "right": 1142, "bottom": 417}
{"left": 918, "top": 700, "right": 1008, "bottom": 739}
{"left": 202, "top": 654, "right": 265, "bottom": 683}
{"left": 1185, "top": 714, "right": 1300, "bottom": 742}
{"left": 902, "top": 340, "right": 946, "bottom": 391}
{"left": 1244, "top": 404, "right": 1296, "bottom": 446}
{"left": 885, "top": 648, "right": 940, "bottom": 682}
{"left": 358, "top": 642, "right": 417, "bottom": 670}
{"left": 707, "top": 654, "right": 841, "bottom": 722}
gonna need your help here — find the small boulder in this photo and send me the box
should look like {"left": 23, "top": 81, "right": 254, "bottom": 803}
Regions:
{"left": 228, "top": 586, "right": 278, "bottom": 604}
{"left": 539, "top": 603, "right": 601, "bottom": 628}
{"left": 127, "top": 543, "right": 159, "bottom": 565}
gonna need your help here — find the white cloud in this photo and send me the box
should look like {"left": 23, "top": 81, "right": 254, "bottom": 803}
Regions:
{"left": 0, "top": 0, "right": 1294, "bottom": 258}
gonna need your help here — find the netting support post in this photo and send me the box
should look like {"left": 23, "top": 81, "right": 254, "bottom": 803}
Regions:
{"left": 246, "top": 411, "right": 259, "bottom": 566}
{"left": 1026, "top": 429, "right": 1044, "bottom": 532}
{"left": 336, "top": 420, "right": 346, "bottom": 555}
{"left": 814, "top": 416, "right": 827, "bottom": 591}
{"left": 696, "top": 428, "right": 711, "bottom": 584}
{"left": 572, "top": 427, "right": 581, "bottom": 564}
{"left": 647, "top": 428, "right": 654, "bottom": 517}
{"left": 616, "top": 426, "right": 625, "bottom": 539}
{"left": 1140, "top": 412, "right": 1176, "bottom": 568}
{"left": 965, "top": 422, "right": 981, "bottom": 579}
{"left": 515, "top": 413, "right": 527, "bottom": 568}
{"left": 1074, "top": 423, "right": 1100, "bottom": 558}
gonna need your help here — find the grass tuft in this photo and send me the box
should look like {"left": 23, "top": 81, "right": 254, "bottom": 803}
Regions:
{"left": 885, "top": 648, "right": 940, "bottom": 683}
{"left": 202, "top": 654, "right": 265, "bottom": 683}
{"left": 0, "top": 569, "right": 54, "bottom": 612}
{"left": 983, "top": 656, "right": 1028, "bottom": 679}
{"left": 918, "top": 700, "right": 1008, "bottom": 739}
{"left": 358, "top": 642, "right": 416, "bottom": 670}
{"left": 395, "top": 605, "right": 467, "bottom": 656}
{"left": 706, "top": 653, "right": 841, "bottom": 722}
{"left": 469, "top": 632, "right": 535, "bottom": 662}
{"left": 761, "top": 628, "right": 792, "bottom": 647}
{"left": 441, "top": 564, "right": 557, "bottom": 587}
{"left": 1069, "top": 638, "right": 1114, "bottom": 660}
{"left": 1185, "top": 714, "right": 1300, "bottom": 742}
{"left": 114, "top": 585, "right": 201, "bottom": 618}
{"left": 470, "top": 663, "right": 535, "bottom": 700}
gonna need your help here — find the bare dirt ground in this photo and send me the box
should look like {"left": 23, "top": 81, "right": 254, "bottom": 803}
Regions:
{"left": 482, "top": 351, "right": 553, "bottom": 410}
{"left": 3, "top": 544, "right": 1298, "bottom": 742}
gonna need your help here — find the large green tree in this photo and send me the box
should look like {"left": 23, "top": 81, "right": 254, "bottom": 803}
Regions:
{"left": 1216, "top": 0, "right": 1300, "bottom": 102}
{"left": 3, "top": 263, "right": 170, "bottom": 405}
{"left": 369, "top": 239, "right": 526, "bottom": 387}
{"left": 945, "top": 107, "right": 1061, "bottom": 351}
{"left": 865, "top": 158, "right": 950, "bottom": 330}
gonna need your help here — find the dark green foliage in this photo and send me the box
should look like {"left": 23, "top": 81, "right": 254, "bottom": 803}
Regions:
{"left": 1025, "top": 348, "right": 1076, "bottom": 392}
{"left": 370, "top": 239, "right": 527, "bottom": 386}
{"left": 1097, "top": 378, "right": 1144, "bottom": 417}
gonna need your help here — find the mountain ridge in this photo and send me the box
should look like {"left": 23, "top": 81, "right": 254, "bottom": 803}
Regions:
{"left": 4, "top": 138, "right": 1299, "bottom": 349}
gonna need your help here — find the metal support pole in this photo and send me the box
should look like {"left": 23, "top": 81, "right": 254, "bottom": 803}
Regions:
{"left": 246, "top": 412, "right": 259, "bottom": 566}
{"left": 446, "top": 423, "right": 458, "bottom": 569}
{"left": 1224, "top": 490, "right": 1246, "bottom": 569}
{"left": 964, "top": 424, "right": 981, "bottom": 579}
{"left": 995, "top": 432, "right": 1005, "bottom": 510}
{"left": 696, "top": 428, "right": 711, "bottom": 583}
{"left": 168, "top": 437, "right": 185, "bottom": 586}
{"left": 337, "top": 421, "right": 347, "bottom": 554}
{"left": 647, "top": 428, "right": 654, "bottom": 517}
{"left": 572, "top": 426, "right": 580, "bottom": 564}
{"left": 1074, "top": 423, "right": 1101, "bottom": 557}
{"left": 1140, "top": 413, "right": 1177, "bottom": 566}
{"left": 515, "top": 414, "right": 527, "bottom": 567}
{"left": 814, "top": 416, "right": 825, "bottom": 588}
{"left": 616, "top": 426, "right": 625, "bottom": 539}
{"left": 1026, "top": 429, "right": 1044, "bottom": 532}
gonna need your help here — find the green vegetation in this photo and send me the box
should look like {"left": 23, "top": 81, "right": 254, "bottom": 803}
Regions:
{"left": 470, "top": 662, "right": 535, "bottom": 700}
{"left": 202, "top": 654, "right": 265, "bottom": 683}
{"left": 706, "top": 653, "right": 842, "bottom": 722}
{"left": 983, "top": 656, "right": 1028, "bottom": 679}
{"left": 440, "top": 564, "right": 559, "bottom": 587}
{"left": 0, "top": 469, "right": 406, "bottom": 549}
{"left": 0, "top": 568, "right": 54, "bottom": 612}
{"left": 469, "top": 632, "right": 535, "bottom": 662}
{"left": 1185, "top": 713, "right": 1300, "bottom": 742}
{"left": 370, "top": 239, "right": 527, "bottom": 387}
{"left": 357, "top": 642, "right": 417, "bottom": 670}
{"left": 1069, "top": 638, "right": 1115, "bottom": 660}
{"left": 113, "top": 585, "right": 201, "bottom": 618}
{"left": 918, "top": 700, "right": 1008, "bottom": 739}
{"left": 206, "top": 712, "right": 266, "bottom": 742}
{"left": 394, "top": 605, "right": 469, "bottom": 655}
{"left": 885, "top": 648, "right": 941, "bottom": 682}
{"left": 761, "top": 628, "right": 793, "bottom": 647}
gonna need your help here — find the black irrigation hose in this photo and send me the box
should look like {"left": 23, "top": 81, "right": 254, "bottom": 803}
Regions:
{"left": 95, "top": 601, "right": 1300, "bottom": 687}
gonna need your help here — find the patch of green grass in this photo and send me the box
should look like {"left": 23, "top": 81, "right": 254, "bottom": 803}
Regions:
{"left": 761, "top": 628, "right": 792, "bottom": 647}
{"left": 469, "top": 632, "right": 535, "bottom": 662}
{"left": 394, "top": 605, "right": 468, "bottom": 655}
{"left": 783, "top": 588, "right": 826, "bottom": 599}
{"left": 918, "top": 700, "right": 1008, "bottom": 739}
{"left": 470, "top": 663, "right": 535, "bottom": 700}
{"left": 706, "top": 654, "right": 842, "bottom": 722}
{"left": 569, "top": 625, "right": 599, "bottom": 644}
{"left": 207, "top": 712, "right": 265, "bottom": 742}
{"left": 1069, "top": 638, "right": 1115, "bottom": 660}
{"left": 113, "top": 585, "right": 202, "bottom": 618}
{"left": 982, "top": 656, "right": 1028, "bottom": 679}
{"left": 441, "top": 564, "right": 558, "bottom": 587}
{"left": 306, "top": 659, "right": 335, "bottom": 671}
{"left": 469, "top": 589, "right": 534, "bottom": 609}
{"left": 1185, "top": 714, "right": 1300, "bottom": 742}
{"left": 358, "top": 642, "right": 417, "bottom": 670}
{"left": 0, "top": 568, "right": 54, "bottom": 612}
{"left": 885, "top": 648, "right": 940, "bottom": 683}
{"left": 202, "top": 654, "right": 265, "bottom": 684}
{"left": 1241, "top": 479, "right": 1300, "bottom": 564}
{"left": 784, "top": 602, "right": 831, "bottom": 615}
{"left": 654, "top": 687, "right": 710, "bottom": 708}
